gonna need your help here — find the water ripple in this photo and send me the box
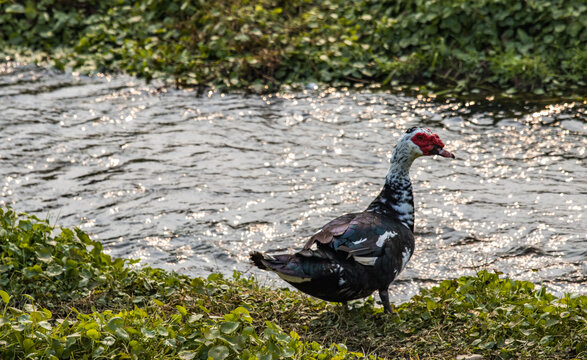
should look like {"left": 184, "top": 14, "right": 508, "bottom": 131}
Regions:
{"left": 1, "top": 64, "right": 585, "bottom": 301}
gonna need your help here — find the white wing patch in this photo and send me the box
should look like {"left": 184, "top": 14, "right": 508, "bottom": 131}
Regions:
{"left": 376, "top": 230, "right": 398, "bottom": 247}
{"left": 276, "top": 272, "right": 311, "bottom": 283}
{"left": 400, "top": 247, "right": 412, "bottom": 271}
{"left": 354, "top": 256, "right": 378, "bottom": 266}
{"left": 353, "top": 237, "right": 368, "bottom": 245}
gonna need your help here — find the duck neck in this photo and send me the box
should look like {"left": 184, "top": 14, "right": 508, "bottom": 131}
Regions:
{"left": 367, "top": 145, "right": 416, "bottom": 231}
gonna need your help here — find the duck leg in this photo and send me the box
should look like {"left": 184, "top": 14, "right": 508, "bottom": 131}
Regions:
{"left": 341, "top": 300, "right": 348, "bottom": 312}
{"left": 379, "top": 288, "right": 393, "bottom": 314}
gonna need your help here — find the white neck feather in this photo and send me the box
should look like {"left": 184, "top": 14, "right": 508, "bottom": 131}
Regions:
{"left": 368, "top": 138, "right": 419, "bottom": 230}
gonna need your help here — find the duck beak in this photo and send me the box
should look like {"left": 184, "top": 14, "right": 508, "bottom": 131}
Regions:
{"left": 432, "top": 145, "right": 455, "bottom": 159}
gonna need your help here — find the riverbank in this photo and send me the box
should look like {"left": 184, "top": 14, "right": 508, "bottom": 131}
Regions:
{"left": 1, "top": 0, "right": 585, "bottom": 97}
{"left": 1, "top": 208, "right": 585, "bottom": 359}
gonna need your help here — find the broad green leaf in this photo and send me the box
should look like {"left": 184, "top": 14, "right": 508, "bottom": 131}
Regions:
{"left": 6, "top": 4, "right": 26, "bottom": 14}
{"left": 220, "top": 321, "right": 239, "bottom": 334}
{"left": 23, "top": 338, "right": 34, "bottom": 352}
{"left": 188, "top": 314, "right": 204, "bottom": 323}
{"left": 156, "top": 326, "right": 168, "bottom": 336}
{"left": 93, "top": 346, "right": 106, "bottom": 357}
{"left": 208, "top": 345, "right": 230, "bottom": 360}
{"left": 86, "top": 329, "right": 101, "bottom": 340}
{"left": 65, "top": 335, "right": 77, "bottom": 349}
{"left": 141, "top": 328, "right": 156, "bottom": 338}
{"left": 23, "top": 265, "right": 43, "bottom": 278}
{"left": 176, "top": 305, "right": 187, "bottom": 316}
{"left": 178, "top": 351, "right": 196, "bottom": 360}
{"left": 106, "top": 317, "right": 124, "bottom": 331}
{"left": 46, "top": 264, "right": 64, "bottom": 276}
{"left": 540, "top": 335, "right": 554, "bottom": 345}
{"left": 102, "top": 336, "right": 116, "bottom": 346}
{"left": 0, "top": 290, "right": 9, "bottom": 304}
{"left": 35, "top": 247, "right": 53, "bottom": 262}
{"left": 114, "top": 327, "right": 129, "bottom": 341}
{"left": 38, "top": 321, "right": 52, "bottom": 330}
{"left": 12, "top": 323, "right": 26, "bottom": 331}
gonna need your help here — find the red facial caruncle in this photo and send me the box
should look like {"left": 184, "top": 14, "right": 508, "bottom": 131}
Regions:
{"left": 411, "top": 131, "right": 455, "bottom": 158}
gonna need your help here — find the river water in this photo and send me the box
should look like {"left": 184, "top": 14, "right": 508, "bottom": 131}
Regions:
{"left": 1, "top": 63, "right": 585, "bottom": 303}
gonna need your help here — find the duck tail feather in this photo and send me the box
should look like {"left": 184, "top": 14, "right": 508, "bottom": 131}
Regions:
{"left": 250, "top": 252, "right": 309, "bottom": 278}
{"left": 250, "top": 251, "right": 271, "bottom": 270}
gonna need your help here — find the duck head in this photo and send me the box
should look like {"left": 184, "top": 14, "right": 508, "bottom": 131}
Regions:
{"left": 389, "top": 127, "right": 455, "bottom": 171}
{"left": 405, "top": 127, "right": 455, "bottom": 159}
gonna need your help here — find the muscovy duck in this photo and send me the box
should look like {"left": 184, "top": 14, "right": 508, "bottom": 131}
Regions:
{"left": 250, "top": 127, "right": 455, "bottom": 313}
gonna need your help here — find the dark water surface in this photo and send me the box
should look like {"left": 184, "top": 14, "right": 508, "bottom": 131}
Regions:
{"left": 1, "top": 64, "right": 585, "bottom": 303}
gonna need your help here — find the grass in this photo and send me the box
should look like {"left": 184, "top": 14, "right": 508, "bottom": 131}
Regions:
{"left": 1, "top": 207, "right": 585, "bottom": 359}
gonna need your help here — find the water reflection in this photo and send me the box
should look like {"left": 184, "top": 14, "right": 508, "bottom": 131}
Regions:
{"left": 1, "top": 64, "right": 585, "bottom": 302}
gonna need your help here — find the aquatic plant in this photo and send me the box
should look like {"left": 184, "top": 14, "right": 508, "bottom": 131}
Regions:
{"left": 0, "top": 0, "right": 585, "bottom": 95}
{"left": 0, "top": 207, "right": 585, "bottom": 359}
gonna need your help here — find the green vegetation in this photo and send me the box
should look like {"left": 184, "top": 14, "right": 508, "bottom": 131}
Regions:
{"left": 1, "top": 207, "right": 585, "bottom": 359}
{"left": 0, "top": 0, "right": 585, "bottom": 95}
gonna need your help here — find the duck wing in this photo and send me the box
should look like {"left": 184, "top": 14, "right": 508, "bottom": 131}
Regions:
{"left": 303, "top": 212, "right": 413, "bottom": 267}
{"left": 252, "top": 211, "right": 414, "bottom": 306}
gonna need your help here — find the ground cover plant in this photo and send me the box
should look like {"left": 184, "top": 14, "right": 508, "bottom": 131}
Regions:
{"left": 0, "top": 0, "right": 585, "bottom": 96}
{"left": 1, "top": 207, "right": 585, "bottom": 359}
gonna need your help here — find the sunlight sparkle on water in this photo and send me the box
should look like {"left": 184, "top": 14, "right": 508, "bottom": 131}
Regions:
{"left": 1, "top": 65, "right": 585, "bottom": 300}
